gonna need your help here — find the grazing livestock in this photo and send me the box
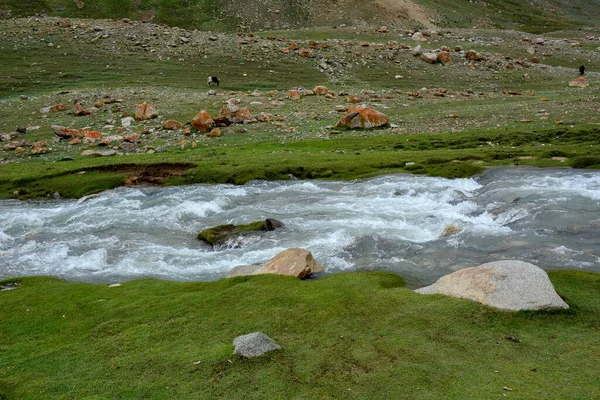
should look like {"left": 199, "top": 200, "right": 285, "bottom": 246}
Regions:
{"left": 207, "top": 76, "right": 220, "bottom": 86}
{"left": 579, "top": 65, "right": 585, "bottom": 75}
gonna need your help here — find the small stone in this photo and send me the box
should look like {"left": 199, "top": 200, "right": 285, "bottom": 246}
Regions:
{"left": 233, "top": 332, "right": 281, "bottom": 358}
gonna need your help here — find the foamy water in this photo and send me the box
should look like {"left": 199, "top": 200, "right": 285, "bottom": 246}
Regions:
{"left": 1, "top": 168, "right": 599, "bottom": 286}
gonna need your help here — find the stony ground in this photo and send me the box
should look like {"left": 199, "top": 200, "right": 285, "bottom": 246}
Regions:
{"left": 0, "top": 16, "right": 599, "bottom": 172}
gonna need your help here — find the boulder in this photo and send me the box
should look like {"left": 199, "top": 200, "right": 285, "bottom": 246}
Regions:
{"left": 289, "top": 90, "right": 302, "bottom": 100}
{"left": 191, "top": 110, "right": 214, "bottom": 132}
{"left": 314, "top": 86, "right": 334, "bottom": 96}
{"left": 198, "top": 219, "right": 284, "bottom": 247}
{"left": 253, "top": 248, "right": 324, "bottom": 279}
{"left": 52, "top": 125, "right": 90, "bottom": 139}
{"left": 335, "top": 105, "right": 390, "bottom": 129}
{"left": 437, "top": 51, "right": 452, "bottom": 66}
{"left": 440, "top": 225, "right": 461, "bottom": 238}
{"left": 415, "top": 260, "right": 569, "bottom": 311}
{"left": 233, "top": 332, "right": 281, "bottom": 358}
{"left": 422, "top": 53, "right": 438, "bottom": 64}
{"left": 135, "top": 103, "right": 158, "bottom": 120}
{"left": 569, "top": 77, "right": 589, "bottom": 88}
{"left": 412, "top": 45, "right": 422, "bottom": 56}
{"left": 74, "top": 103, "right": 95, "bottom": 116}
{"left": 81, "top": 149, "right": 117, "bottom": 157}
{"left": 464, "top": 50, "right": 482, "bottom": 61}
{"left": 162, "top": 119, "right": 184, "bottom": 130}
{"left": 227, "top": 264, "right": 262, "bottom": 278}
{"left": 218, "top": 102, "right": 255, "bottom": 124}
{"left": 256, "top": 113, "right": 273, "bottom": 122}
{"left": 298, "top": 48, "right": 315, "bottom": 58}
{"left": 412, "top": 32, "right": 426, "bottom": 41}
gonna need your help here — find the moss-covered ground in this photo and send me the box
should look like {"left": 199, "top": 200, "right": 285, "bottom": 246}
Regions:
{"left": 0, "top": 272, "right": 599, "bottom": 399}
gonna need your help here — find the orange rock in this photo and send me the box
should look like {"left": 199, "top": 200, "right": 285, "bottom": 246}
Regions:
{"left": 569, "top": 77, "right": 589, "bottom": 88}
{"left": 281, "top": 47, "right": 290, "bottom": 54}
{"left": 304, "top": 90, "right": 315, "bottom": 96}
{"left": 256, "top": 113, "right": 273, "bottom": 122}
{"left": 86, "top": 131, "right": 103, "bottom": 139}
{"left": 124, "top": 134, "right": 140, "bottom": 142}
{"left": 191, "top": 110, "right": 214, "bottom": 132}
{"left": 135, "top": 103, "right": 158, "bottom": 120}
{"left": 94, "top": 101, "right": 105, "bottom": 107}
{"left": 98, "top": 138, "right": 111, "bottom": 146}
{"left": 313, "top": 86, "right": 334, "bottom": 96}
{"left": 298, "top": 48, "right": 315, "bottom": 58}
{"left": 335, "top": 105, "right": 390, "bottom": 129}
{"left": 15, "top": 147, "right": 25, "bottom": 153}
{"left": 345, "top": 95, "right": 362, "bottom": 103}
{"left": 465, "top": 50, "right": 483, "bottom": 61}
{"left": 162, "top": 119, "right": 184, "bottom": 130}
{"left": 183, "top": 127, "right": 192, "bottom": 135}
{"left": 530, "top": 57, "right": 540, "bottom": 63}
{"left": 52, "top": 125, "right": 91, "bottom": 139}
{"left": 31, "top": 146, "right": 48, "bottom": 155}
{"left": 50, "top": 104, "right": 68, "bottom": 112}
{"left": 437, "top": 51, "right": 452, "bottom": 66}
{"left": 218, "top": 103, "right": 254, "bottom": 124}
{"left": 290, "top": 42, "right": 299, "bottom": 50}
{"left": 32, "top": 141, "right": 47, "bottom": 147}
{"left": 74, "top": 103, "right": 94, "bottom": 116}
{"left": 288, "top": 90, "right": 302, "bottom": 100}
{"left": 210, "top": 128, "right": 222, "bottom": 137}
{"left": 69, "top": 138, "right": 81, "bottom": 145}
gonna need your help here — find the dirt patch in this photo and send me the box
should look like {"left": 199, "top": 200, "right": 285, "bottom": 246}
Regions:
{"left": 93, "top": 163, "right": 196, "bottom": 186}
{"left": 373, "top": 0, "right": 436, "bottom": 28}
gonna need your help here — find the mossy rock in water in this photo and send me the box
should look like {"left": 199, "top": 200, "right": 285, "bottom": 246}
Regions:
{"left": 198, "top": 219, "right": 284, "bottom": 247}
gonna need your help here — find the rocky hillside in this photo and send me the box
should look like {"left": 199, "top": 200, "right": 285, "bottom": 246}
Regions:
{"left": 1, "top": 0, "right": 599, "bottom": 32}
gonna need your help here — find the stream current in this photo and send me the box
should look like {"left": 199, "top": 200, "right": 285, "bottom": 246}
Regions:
{"left": 1, "top": 168, "right": 599, "bottom": 287}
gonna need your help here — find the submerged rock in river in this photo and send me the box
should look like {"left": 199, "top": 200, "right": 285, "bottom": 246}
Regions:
{"left": 198, "top": 218, "right": 284, "bottom": 247}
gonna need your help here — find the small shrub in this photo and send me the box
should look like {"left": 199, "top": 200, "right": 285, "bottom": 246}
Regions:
{"left": 571, "top": 156, "right": 600, "bottom": 169}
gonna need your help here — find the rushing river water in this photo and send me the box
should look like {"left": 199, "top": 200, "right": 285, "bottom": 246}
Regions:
{"left": 1, "top": 168, "right": 599, "bottom": 287}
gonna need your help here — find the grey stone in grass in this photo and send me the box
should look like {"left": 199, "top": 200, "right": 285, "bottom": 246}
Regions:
{"left": 415, "top": 260, "right": 569, "bottom": 311}
{"left": 233, "top": 332, "right": 281, "bottom": 357}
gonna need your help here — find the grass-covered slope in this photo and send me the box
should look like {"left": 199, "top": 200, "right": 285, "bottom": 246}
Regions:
{"left": 0, "top": 271, "right": 599, "bottom": 399}
{"left": 1, "top": 0, "right": 600, "bottom": 32}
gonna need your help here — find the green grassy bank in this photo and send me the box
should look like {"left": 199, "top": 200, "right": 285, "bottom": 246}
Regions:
{"left": 0, "top": 271, "right": 599, "bottom": 399}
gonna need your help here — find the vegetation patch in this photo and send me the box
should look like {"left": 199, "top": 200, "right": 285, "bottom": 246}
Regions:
{"left": 0, "top": 271, "right": 598, "bottom": 399}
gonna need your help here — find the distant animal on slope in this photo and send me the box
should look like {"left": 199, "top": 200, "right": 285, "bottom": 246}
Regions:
{"left": 579, "top": 65, "right": 585, "bottom": 75}
{"left": 207, "top": 76, "right": 220, "bottom": 86}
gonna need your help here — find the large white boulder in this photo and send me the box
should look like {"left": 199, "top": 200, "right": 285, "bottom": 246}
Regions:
{"left": 415, "top": 260, "right": 569, "bottom": 311}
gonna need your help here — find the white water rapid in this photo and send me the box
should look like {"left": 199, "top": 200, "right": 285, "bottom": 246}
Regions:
{"left": 1, "top": 168, "right": 599, "bottom": 286}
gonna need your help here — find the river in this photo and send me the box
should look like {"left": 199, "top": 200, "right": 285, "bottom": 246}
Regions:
{"left": 1, "top": 167, "right": 599, "bottom": 287}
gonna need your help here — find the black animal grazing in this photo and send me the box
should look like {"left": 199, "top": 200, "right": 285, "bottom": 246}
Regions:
{"left": 579, "top": 65, "right": 585, "bottom": 75}
{"left": 207, "top": 76, "right": 220, "bottom": 86}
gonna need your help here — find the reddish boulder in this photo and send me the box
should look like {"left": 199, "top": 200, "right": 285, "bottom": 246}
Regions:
{"left": 210, "top": 128, "right": 222, "bottom": 137}
{"left": 314, "top": 86, "right": 334, "bottom": 96}
{"left": 465, "top": 50, "right": 483, "bottom": 61}
{"left": 52, "top": 125, "right": 91, "bottom": 139}
{"left": 289, "top": 90, "right": 302, "bottom": 100}
{"left": 74, "top": 103, "right": 94, "bottom": 116}
{"left": 51, "top": 104, "right": 68, "bottom": 112}
{"left": 256, "top": 113, "right": 273, "bottom": 122}
{"left": 335, "top": 105, "right": 390, "bottom": 129}
{"left": 163, "top": 119, "right": 184, "bottom": 130}
{"left": 191, "top": 110, "right": 214, "bottom": 132}
{"left": 298, "top": 48, "right": 315, "bottom": 58}
{"left": 219, "top": 102, "right": 254, "bottom": 124}
{"left": 569, "top": 77, "right": 589, "bottom": 88}
{"left": 135, "top": 103, "right": 158, "bottom": 121}
{"left": 437, "top": 51, "right": 452, "bottom": 65}
{"left": 86, "top": 131, "right": 103, "bottom": 139}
